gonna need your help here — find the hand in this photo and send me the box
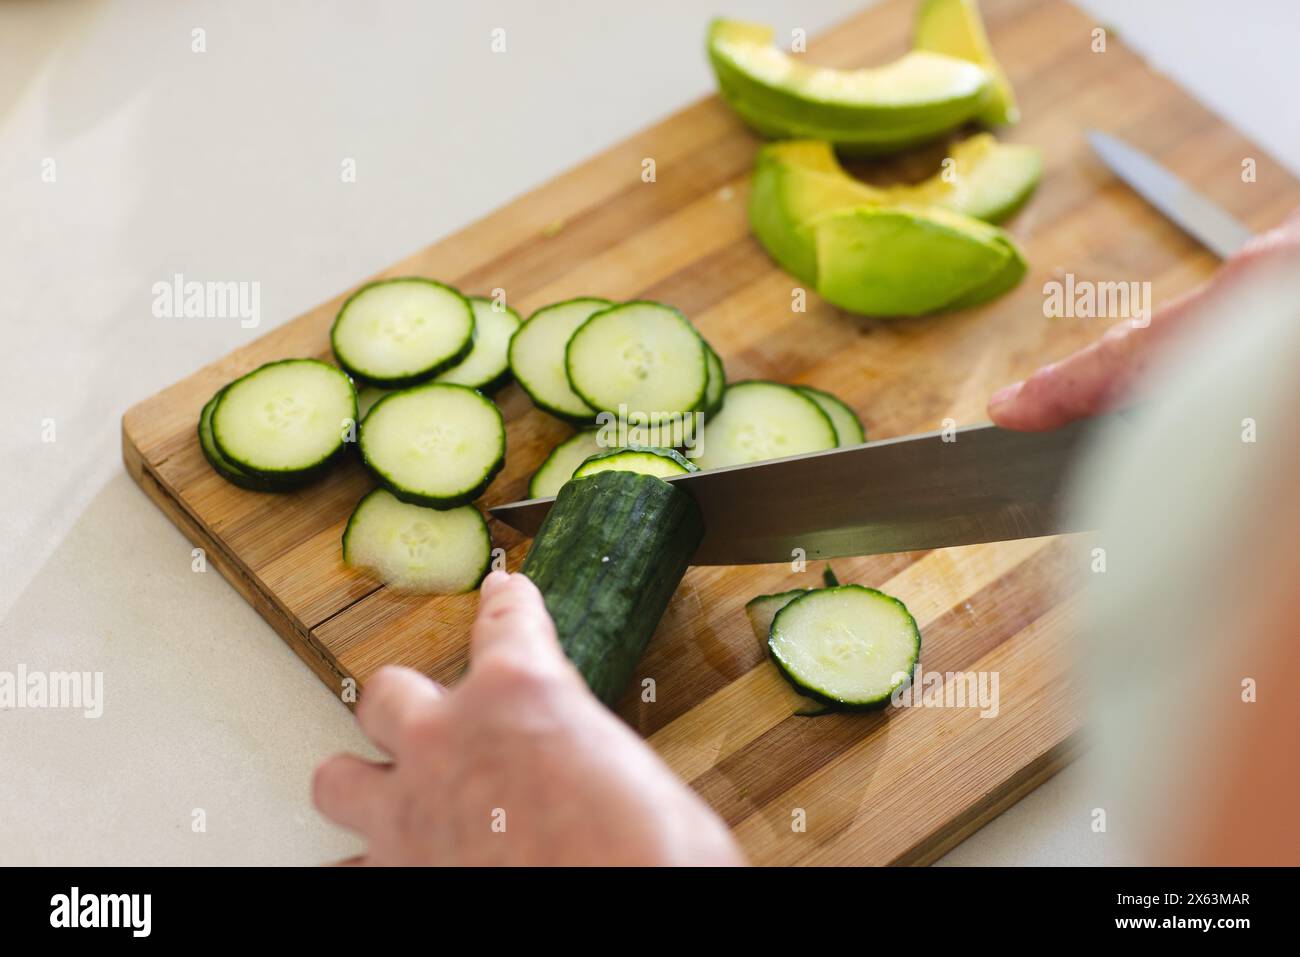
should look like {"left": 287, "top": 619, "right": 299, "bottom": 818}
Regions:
{"left": 312, "top": 570, "right": 745, "bottom": 866}
{"left": 988, "top": 210, "right": 1300, "bottom": 430}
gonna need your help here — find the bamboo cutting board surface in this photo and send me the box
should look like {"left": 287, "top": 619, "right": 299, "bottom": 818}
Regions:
{"left": 121, "top": 0, "right": 1299, "bottom": 865}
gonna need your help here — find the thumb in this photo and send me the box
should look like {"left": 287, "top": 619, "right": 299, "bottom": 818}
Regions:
{"left": 469, "top": 570, "right": 564, "bottom": 667}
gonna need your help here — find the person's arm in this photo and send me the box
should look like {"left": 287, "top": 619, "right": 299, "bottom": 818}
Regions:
{"left": 988, "top": 211, "right": 1300, "bottom": 430}
{"left": 312, "top": 570, "right": 746, "bottom": 866}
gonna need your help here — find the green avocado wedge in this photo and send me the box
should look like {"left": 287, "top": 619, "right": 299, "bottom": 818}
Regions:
{"left": 708, "top": 19, "right": 991, "bottom": 153}
{"left": 748, "top": 139, "right": 1034, "bottom": 315}
{"left": 810, "top": 205, "right": 1015, "bottom": 316}
{"left": 915, "top": 0, "right": 1019, "bottom": 126}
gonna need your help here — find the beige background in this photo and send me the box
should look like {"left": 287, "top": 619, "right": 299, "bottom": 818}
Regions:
{"left": 1, "top": 0, "right": 1294, "bottom": 865}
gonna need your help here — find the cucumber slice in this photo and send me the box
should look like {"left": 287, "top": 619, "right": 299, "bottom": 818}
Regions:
{"left": 769, "top": 585, "right": 921, "bottom": 709}
{"left": 509, "top": 298, "right": 610, "bottom": 423}
{"left": 211, "top": 359, "right": 357, "bottom": 481}
{"left": 745, "top": 588, "right": 812, "bottom": 649}
{"left": 573, "top": 446, "right": 697, "bottom": 480}
{"left": 343, "top": 488, "right": 491, "bottom": 593}
{"left": 702, "top": 342, "right": 726, "bottom": 418}
{"left": 797, "top": 386, "right": 866, "bottom": 446}
{"left": 356, "top": 386, "right": 390, "bottom": 420}
{"left": 199, "top": 390, "right": 294, "bottom": 492}
{"left": 527, "top": 430, "right": 604, "bottom": 499}
{"left": 566, "top": 301, "right": 707, "bottom": 424}
{"left": 694, "top": 380, "right": 837, "bottom": 470}
{"left": 331, "top": 278, "right": 475, "bottom": 388}
{"left": 359, "top": 383, "right": 506, "bottom": 508}
{"left": 435, "top": 297, "right": 521, "bottom": 392}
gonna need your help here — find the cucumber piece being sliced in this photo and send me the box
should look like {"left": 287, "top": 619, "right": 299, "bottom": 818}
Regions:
{"left": 211, "top": 359, "right": 357, "bottom": 481}
{"left": 343, "top": 488, "right": 491, "bottom": 593}
{"left": 797, "top": 385, "right": 866, "bottom": 446}
{"left": 359, "top": 383, "right": 506, "bottom": 508}
{"left": 573, "top": 446, "right": 697, "bottom": 480}
{"left": 566, "top": 301, "right": 707, "bottom": 424}
{"left": 520, "top": 470, "right": 704, "bottom": 706}
{"left": 199, "top": 390, "right": 294, "bottom": 492}
{"left": 769, "top": 585, "right": 921, "bottom": 709}
{"left": 509, "top": 298, "right": 610, "bottom": 423}
{"left": 694, "top": 380, "right": 837, "bottom": 470}
{"left": 331, "top": 278, "right": 475, "bottom": 388}
{"left": 822, "top": 564, "right": 841, "bottom": 587}
{"left": 527, "top": 430, "right": 604, "bottom": 499}
{"left": 702, "top": 342, "right": 726, "bottom": 418}
{"left": 435, "top": 297, "right": 521, "bottom": 392}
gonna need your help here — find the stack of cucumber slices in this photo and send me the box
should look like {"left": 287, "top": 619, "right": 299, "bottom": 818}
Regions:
{"left": 748, "top": 565, "right": 922, "bottom": 713}
{"left": 198, "top": 279, "right": 522, "bottom": 595}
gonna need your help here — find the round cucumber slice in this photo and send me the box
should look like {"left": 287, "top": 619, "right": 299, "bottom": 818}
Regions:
{"left": 527, "top": 430, "right": 604, "bottom": 499}
{"left": 796, "top": 385, "right": 866, "bottom": 446}
{"left": 566, "top": 301, "right": 707, "bottom": 423}
{"left": 199, "top": 390, "right": 295, "bottom": 492}
{"left": 436, "top": 297, "right": 521, "bottom": 392}
{"left": 509, "top": 298, "right": 610, "bottom": 423}
{"left": 702, "top": 342, "right": 726, "bottom": 418}
{"left": 331, "top": 278, "right": 475, "bottom": 388}
{"left": 343, "top": 488, "right": 491, "bottom": 593}
{"left": 211, "top": 359, "right": 357, "bottom": 481}
{"left": 573, "top": 446, "right": 698, "bottom": 480}
{"left": 359, "top": 383, "right": 506, "bottom": 508}
{"left": 694, "top": 380, "right": 837, "bottom": 470}
{"left": 769, "top": 585, "right": 921, "bottom": 709}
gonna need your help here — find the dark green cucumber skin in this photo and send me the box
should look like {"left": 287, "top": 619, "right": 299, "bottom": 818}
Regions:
{"left": 702, "top": 343, "right": 726, "bottom": 418}
{"left": 520, "top": 471, "right": 704, "bottom": 707}
{"left": 198, "top": 391, "right": 301, "bottom": 492}
{"left": 768, "top": 584, "right": 922, "bottom": 712}
{"left": 573, "top": 445, "right": 698, "bottom": 477}
{"left": 359, "top": 384, "right": 506, "bottom": 509}
{"left": 331, "top": 278, "right": 475, "bottom": 389}
{"left": 211, "top": 359, "right": 357, "bottom": 484}
{"left": 822, "top": 565, "right": 840, "bottom": 587}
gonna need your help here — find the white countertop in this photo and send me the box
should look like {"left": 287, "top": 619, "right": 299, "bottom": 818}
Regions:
{"left": 2, "top": 0, "right": 1294, "bottom": 866}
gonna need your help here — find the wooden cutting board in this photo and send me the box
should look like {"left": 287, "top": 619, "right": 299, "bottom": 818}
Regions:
{"left": 121, "top": 0, "right": 1298, "bottom": 865}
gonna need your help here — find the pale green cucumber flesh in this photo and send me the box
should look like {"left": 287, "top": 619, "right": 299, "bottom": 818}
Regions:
{"left": 509, "top": 298, "right": 610, "bottom": 423}
{"left": 796, "top": 386, "right": 866, "bottom": 445}
{"left": 331, "top": 278, "right": 475, "bottom": 388}
{"left": 436, "top": 297, "right": 521, "bottom": 392}
{"left": 359, "top": 383, "right": 506, "bottom": 508}
{"left": 769, "top": 585, "right": 921, "bottom": 709}
{"left": 342, "top": 488, "right": 491, "bottom": 593}
{"left": 527, "top": 430, "right": 605, "bottom": 499}
{"left": 573, "top": 446, "right": 697, "bottom": 480}
{"left": 695, "top": 380, "right": 837, "bottom": 470}
{"left": 211, "top": 359, "right": 357, "bottom": 480}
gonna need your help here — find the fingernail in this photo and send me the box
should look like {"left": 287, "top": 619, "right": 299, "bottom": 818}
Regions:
{"left": 480, "top": 569, "right": 510, "bottom": 593}
{"left": 988, "top": 380, "right": 1024, "bottom": 412}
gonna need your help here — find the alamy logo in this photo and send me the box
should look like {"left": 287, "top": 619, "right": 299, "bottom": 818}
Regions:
{"left": 152, "top": 273, "right": 261, "bottom": 328}
{"left": 1042, "top": 273, "right": 1151, "bottom": 327}
{"left": 50, "top": 887, "right": 151, "bottom": 937}
{"left": 595, "top": 406, "right": 704, "bottom": 457}
{"left": 0, "top": 665, "right": 103, "bottom": 718}
{"left": 890, "top": 665, "right": 1000, "bottom": 718}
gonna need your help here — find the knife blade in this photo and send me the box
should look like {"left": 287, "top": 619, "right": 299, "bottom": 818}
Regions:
{"left": 1087, "top": 129, "right": 1253, "bottom": 258}
{"left": 491, "top": 418, "right": 1105, "bottom": 565}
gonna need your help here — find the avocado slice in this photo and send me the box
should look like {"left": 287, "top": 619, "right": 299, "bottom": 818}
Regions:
{"left": 809, "top": 205, "right": 1015, "bottom": 316}
{"left": 749, "top": 137, "right": 1039, "bottom": 288}
{"left": 914, "top": 0, "right": 1019, "bottom": 126}
{"left": 708, "top": 18, "right": 992, "bottom": 153}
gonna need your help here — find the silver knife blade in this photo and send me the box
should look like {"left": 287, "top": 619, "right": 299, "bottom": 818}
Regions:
{"left": 491, "top": 418, "right": 1103, "bottom": 565}
{"left": 1087, "top": 129, "right": 1252, "bottom": 259}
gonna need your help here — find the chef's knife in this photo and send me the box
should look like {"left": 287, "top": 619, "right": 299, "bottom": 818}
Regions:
{"left": 1087, "top": 129, "right": 1253, "bottom": 258}
{"left": 491, "top": 417, "right": 1105, "bottom": 565}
